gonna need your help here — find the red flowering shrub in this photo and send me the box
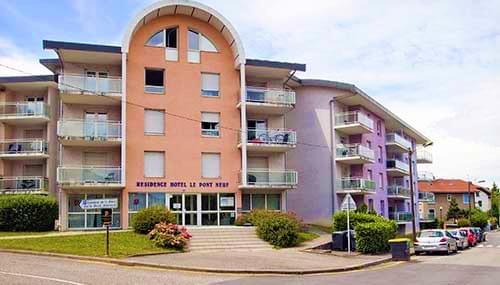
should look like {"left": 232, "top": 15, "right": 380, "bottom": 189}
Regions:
{"left": 148, "top": 222, "right": 192, "bottom": 249}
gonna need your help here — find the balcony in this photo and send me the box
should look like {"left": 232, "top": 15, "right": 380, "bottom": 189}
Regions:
{"left": 57, "top": 166, "right": 123, "bottom": 189}
{"left": 0, "top": 176, "right": 48, "bottom": 194}
{"left": 420, "top": 213, "right": 436, "bottom": 222}
{"left": 58, "top": 120, "right": 122, "bottom": 147}
{"left": 386, "top": 159, "right": 410, "bottom": 177}
{"left": 242, "top": 87, "right": 295, "bottom": 115}
{"left": 389, "top": 212, "right": 413, "bottom": 223}
{"left": 418, "top": 171, "right": 435, "bottom": 182}
{"left": 240, "top": 169, "right": 298, "bottom": 189}
{"left": 336, "top": 178, "right": 376, "bottom": 194}
{"left": 336, "top": 144, "right": 375, "bottom": 164}
{"left": 0, "top": 140, "right": 49, "bottom": 160}
{"left": 387, "top": 185, "right": 411, "bottom": 199}
{"left": 0, "top": 102, "right": 50, "bottom": 125}
{"left": 419, "top": 192, "right": 436, "bottom": 203}
{"left": 386, "top": 133, "right": 412, "bottom": 153}
{"left": 334, "top": 111, "right": 374, "bottom": 134}
{"left": 240, "top": 129, "right": 296, "bottom": 152}
{"left": 58, "top": 74, "right": 122, "bottom": 106}
{"left": 417, "top": 149, "right": 433, "bottom": 163}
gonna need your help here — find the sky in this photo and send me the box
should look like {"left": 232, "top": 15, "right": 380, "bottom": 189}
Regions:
{"left": 0, "top": 0, "right": 499, "bottom": 186}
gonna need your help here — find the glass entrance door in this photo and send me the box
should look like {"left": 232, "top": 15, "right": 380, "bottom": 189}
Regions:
{"left": 184, "top": 194, "right": 198, "bottom": 226}
{"left": 169, "top": 194, "right": 183, "bottom": 225}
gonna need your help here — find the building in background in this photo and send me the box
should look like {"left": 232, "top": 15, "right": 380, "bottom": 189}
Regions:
{"left": 475, "top": 187, "right": 491, "bottom": 212}
{"left": 0, "top": 0, "right": 431, "bottom": 232}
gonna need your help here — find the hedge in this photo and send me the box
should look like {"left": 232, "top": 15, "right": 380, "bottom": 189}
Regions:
{"left": 354, "top": 220, "right": 397, "bottom": 254}
{"left": 132, "top": 206, "right": 176, "bottom": 234}
{"left": 0, "top": 195, "right": 58, "bottom": 231}
{"left": 457, "top": 218, "right": 471, "bottom": 227}
{"left": 332, "top": 211, "right": 383, "bottom": 232}
{"left": 470, "top": 209, "right": 489, "bottom": 228}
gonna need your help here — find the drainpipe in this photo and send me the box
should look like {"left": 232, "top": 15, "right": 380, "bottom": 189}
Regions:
{"left": 240, "top": 64, "right": 247, "bottom": 186}
{"left": 329, "top": 99, "right": 337, "bottom": 214}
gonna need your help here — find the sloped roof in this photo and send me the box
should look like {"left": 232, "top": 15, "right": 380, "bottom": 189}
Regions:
{"left": 418, "top": 179, "right": 481, "bottom": 193}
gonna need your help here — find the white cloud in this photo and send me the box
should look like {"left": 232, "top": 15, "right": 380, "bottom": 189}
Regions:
{"left": 0, "top": 37, "right": 51, "bottom": 76}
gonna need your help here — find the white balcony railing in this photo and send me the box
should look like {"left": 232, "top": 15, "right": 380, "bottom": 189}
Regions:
{"left": 59, "top": 74, "right": 122, "bottom": 94}
{"left": 386, "top": 133, "right": 412, "bottom": 149}
{"left": 419, "top": 192, "right": 436, "bottom": 203}
{"left": 57, "top": 166, "right": 122, "bottom": 186}
{"left": 387, "top": 185, "right": 411, "bottom": 198}
{"left": 245, "top": 129, "right": 297, "bottom": 145}
{"left": 244, "top": 169, "right": 298, "bottom": 187}
{"left": 386, "top": 159, "right": 410, "bottom": 173}
{"left": 0, "top": 139, "right": 48, "bottom": 155}
{"left": 389, "top": 212, "right": 412, "bottom": 222}
{"left": 0, "top": 176, "right": 48, "bottom": 194}
{"left": 417, "top": 149, "right": 433, "bottom": 163}
{"left": 418, "top": 171, "right": 435, "bottom": 181}
{"left": 246, "top": 87, "right": 296, "bottom": 105}
{"left": 336, "top": 178, "right": 376, "bottom": 192}
{"left": 335, "top": 111, "right": 374, "bottom": 130}
{"left": 0, "top": 102, "right": 49, "bottom": 119}
{"left": 336, "top": 144, "right": 375, "bottom": 160}
{"left": 58, "top": 120, "right": 121, "bottom": 140}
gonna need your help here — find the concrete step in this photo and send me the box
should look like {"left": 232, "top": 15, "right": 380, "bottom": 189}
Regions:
{"left": 190, "top": 237, "right": 263, "bottom": 243}
{"left": 185, "top": 226, "right": 271, "bottom": 252}
{"left": 188, "top": 244, "right": 272, "bottom": 251}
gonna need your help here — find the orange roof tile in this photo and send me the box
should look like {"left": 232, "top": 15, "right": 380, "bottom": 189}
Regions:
{"left": 418, "top": 179, "right": 481, "bottom": 194}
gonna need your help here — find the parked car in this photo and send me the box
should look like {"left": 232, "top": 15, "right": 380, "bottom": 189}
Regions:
{"left": 472, "top": 227, "right": 486, "bottom": 242}
{"left": 415, "top": 229, "right": 458, "bottom": 255}
{"left": 460, "top": 228, "right": 477, "bottom": 247}
{"left": 448, "top": 229, "right": 469, "bottom": 250}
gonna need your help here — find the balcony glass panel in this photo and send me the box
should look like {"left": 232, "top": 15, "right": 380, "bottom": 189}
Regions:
{"left": 246, "top": 129, "right": 296, "bottom": 145}
{"left": 386, "top": 159, "right": 410, "bottom": 172}
{"left": 58, "top": 120, "right": 122, "bottom": 139}
{"left": 246, "top": 87, "right": 296, "bottom": 105}
{"left": 336, "top": 144, "right": 375, "bottom": 160}
{"left": 335, "top": 111, "right": 374, "bottom": 130}
{"left": 386, "top": 133, "right": 412, "bottom": 149}
{"left": 0, "top": 102, "right": 49, "bottom": 119}
{"left": 58, "top": 167, "right": 122, "bottom": 185}
{"left": 59, "top": 74, "right": 122, "bottom": 94}
{"left": 389, "top": 212, "right": 412, "bottom": 222}
{"left": 0, "top": 176, "right": 48, "bottom": 194}
{"left": 0, "top": 140, "right": 47, "bottom": 155}
{"left": 336, "top": 178, "right": 376, "bottom": 191}
{"left": 245, "top": 169, "right": 297, "bottom": 186}
{"left": 387, "top": 185, "right": 410, "bottom": 197}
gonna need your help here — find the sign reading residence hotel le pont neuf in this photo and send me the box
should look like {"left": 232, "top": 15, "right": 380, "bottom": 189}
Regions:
{"left": 135, "top": 181, "right": 230, "bottom": 189}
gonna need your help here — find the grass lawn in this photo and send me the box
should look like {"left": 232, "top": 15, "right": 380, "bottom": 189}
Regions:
{"left": 297, "top": 231, "right": 320, "bottom": 244}
{"left": 0, "top": 231, "right": 176, "bottom": 258}
{"left": 0, "top": 231, "right": 56, "bottom": 237}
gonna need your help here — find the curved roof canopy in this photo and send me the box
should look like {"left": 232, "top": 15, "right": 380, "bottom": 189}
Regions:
{"left": 122, "top": 0, "right": 246, "bottom": 65}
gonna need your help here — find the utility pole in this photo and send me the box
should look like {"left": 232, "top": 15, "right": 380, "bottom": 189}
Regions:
{"left": 408, "top": 147, "right": 417, "bottom": 242}
{"left": 468, "top": 181, "right": 472, "bottom": 221}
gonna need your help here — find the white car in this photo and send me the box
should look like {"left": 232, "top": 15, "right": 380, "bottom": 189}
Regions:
{"left": 415, "top": 229, "right": 458, "bottom": 255}
{"left": 448, "top": 229, "right": 469, "bottom": 250}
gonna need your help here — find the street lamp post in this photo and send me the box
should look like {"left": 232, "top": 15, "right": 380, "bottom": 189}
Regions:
{"left": 439, "top": 206, "right": 443, "bottom": 227}
{"left": 408, "top": 147, "right": 417, "bottom": 242}
{"left": 468, "top": 181, "right": 472, "bottom": 221}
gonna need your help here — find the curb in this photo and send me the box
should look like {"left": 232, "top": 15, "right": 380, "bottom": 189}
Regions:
{"left": 0, "top": 249, "right": 392, "bottom": 275}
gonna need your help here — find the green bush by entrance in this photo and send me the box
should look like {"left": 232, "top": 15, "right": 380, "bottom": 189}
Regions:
{"left": 0, "top": 195, "right": 58, "bottom": 232}
{"left": 132, "top": 206, "right": 176, "bottom": 234}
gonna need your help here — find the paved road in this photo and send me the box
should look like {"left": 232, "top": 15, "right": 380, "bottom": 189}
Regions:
{"left": 1, "top": 231, "right": 500, "bottom": 284}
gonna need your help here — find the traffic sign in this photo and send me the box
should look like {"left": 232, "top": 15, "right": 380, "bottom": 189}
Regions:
{"left": 340, "top": 194, "right": 357, "bottom": 211}
{"left": 101, "top": 208, "right": 113, "bottom": 226}
{"left": 79, "top": 198, "right": 118, "bottom": 210}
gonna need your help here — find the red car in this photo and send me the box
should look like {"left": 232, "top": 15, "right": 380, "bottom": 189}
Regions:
{"left": 460, "top": 228, "right": 477, "bottom": 247}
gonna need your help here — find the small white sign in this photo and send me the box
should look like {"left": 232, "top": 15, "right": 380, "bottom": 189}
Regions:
{"left": 340, "top": 194, "right": 357, "bottom": 211}
{"left": 220, "top": 197, "right": 235, "bottom": 207}
{"left": 79, "top": 198, "right": 118, "bottom": 210}
{"left": 173, "top": 203, "right": 182, "bottom": 210}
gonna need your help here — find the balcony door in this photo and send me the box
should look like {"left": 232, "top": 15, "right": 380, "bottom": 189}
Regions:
{"left": 247, "top": 156, "right": 268, "bottom": 185}
{"left": 22, "top": 164, "right": 43, "bottom": 190}
{"left": 85, "top": 71, "right": 109, "bottom": 93}
{"left": 85, "top": 112, "right": 108, "bottom": 138}
{"left": 247, "top": 120, "right": 267, "bottom": 142}
{"left": 83, "top": 152, "right": 108, "bottom": 183}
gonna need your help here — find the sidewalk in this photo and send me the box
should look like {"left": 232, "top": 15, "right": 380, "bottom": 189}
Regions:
{"left": 0, "top": 230, "right": 130, "bottom": 240}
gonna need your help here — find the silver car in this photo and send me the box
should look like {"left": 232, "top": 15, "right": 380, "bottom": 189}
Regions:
{"left": 415, "top": 229, "right": 458, "bottom": 255}
{"left": 448, "top": 229, "right": 469, "bottom": 250}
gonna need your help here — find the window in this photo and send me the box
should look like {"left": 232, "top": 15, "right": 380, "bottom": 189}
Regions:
{"left": 478, "top": 201, "right": 483, "bottom": 208}
{"left": 367, "top": 169, "right": 373, "bottom": 180}
{"left": 378, "top": 146, "right": 383, "bottom": 163}
{"left": 367, "top": 140, "right": 372, "bottom": 149}
{"left": 380, "top": 200, "right": 385, "bottom": 216}
{"left": 187, "top": 29, "right": 218, "bottom": 63}
{"left": 145, "top": 69, "right": 164, "bottom": 93}
{"left": 144, "top": 151, "right": 164, "bottom": 178}
{"left": 146, "top": 28, "right": 178, "bottom": 61}
{"left": 368, "top": 199, "right": 374, "bottom": 212}
{"left": 201, "top": 112, "right": 220, "bottom": 137}
{"left": 267, "top": 194, "right": 281, "bottom": 211}
{"left": 144, "top": 109, "right": 164, "bottom": 135}
{"left": 447, "top": 194, "right": 452, "bottom": 201}
{"left": 475, "top": 192, "right": 480, "bottom": 197}
{"left": 201, "top": 73, "right": 220, "bottom": 97}
{"left": 379, "top": 173, "right": 384, "bottom": 189}
{"left": 201, "top": 153, "right": 220, "bottom": 178}
{"left": 463, "top": 194, "right": 470, "bottom": 204}
{"left": 252, "top": 194, "right": 266, "bottom": 209}
{"left": 376, "top": 120, "right": 382, "bottom": 136}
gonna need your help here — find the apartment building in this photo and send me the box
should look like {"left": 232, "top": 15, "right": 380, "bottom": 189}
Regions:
{"left": 0, "top": 0, "right": 431, "bottom": 232}
{"left": 418, "top": 179, "right": 480, "bottom": 223}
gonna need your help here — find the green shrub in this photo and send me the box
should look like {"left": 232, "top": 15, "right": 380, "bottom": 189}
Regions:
{"left": 148, "top": 222, "right": 192, "bottom": 250}
{"left": 420, "top": 219, "right": 438, "bottom": 230}
{"left": 457, "top": 218, "right": 471, "bottom": 227}
{"left": 356, "top": 203, "right": 368, "bottom": 214}
{"left": 355, "top": 220, "right": 397, "bottom": 254}
{"left": 490, "top": 217, "right": 498, "bottom": 228}
{"left": 132, "top": 206, "right": 176, "bottom": 234}
{"left": 257, "top": 213, "right": 300, "bottom": 248}
{"left": 0, "top": 195, "right": 58, "bottom": 232}
{"left": 470, "top": 209, "right": 488, "bottom": 228}
{"left": 235, "top": 213, "right": 251, "bottom": 226}
{"left": 332, "top": 211, "right": 383, "bottom": 232}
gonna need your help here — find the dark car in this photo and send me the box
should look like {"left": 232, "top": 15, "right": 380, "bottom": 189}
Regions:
{"left": 472, "top": 227, "right": 486, "bottom": 242}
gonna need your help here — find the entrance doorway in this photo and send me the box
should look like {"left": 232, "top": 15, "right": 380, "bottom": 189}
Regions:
{"left": 167, "top": 193, "right": 236, "bottom": 226}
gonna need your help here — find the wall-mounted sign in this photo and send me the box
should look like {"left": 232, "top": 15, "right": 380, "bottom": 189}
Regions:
{"left": 220, "top": 197, "right": 235, "bottom": 207}
{"left": 80, "top": 198, "right": 118, "bottom": 210}
{"left": 136, "top": 181, "right": 230, "bottom": 189}
{"left": 173, "top": 203, "right": 182, "bottom": 210}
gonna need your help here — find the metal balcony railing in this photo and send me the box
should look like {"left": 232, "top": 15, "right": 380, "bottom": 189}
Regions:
{"left": 386, "top": 159, "right": 410, "bottom": 173}
{"left": 245, "top": 129, "right": 297, "bottom": 145}
{"left": 420, "top": 213, "right": 436, "bottom": 221}
{"left": 336, "top": 178, "right": 376, "bottom": 192}
{"left": 0, "top": 102, "right": 49, "bottom": 119}
{"left": 335, "top": 111, "right": 374, "bottom": 130}
{"left": 57, "top": 166, "right": 122, "bottom": 185}
{"left": 389, "top": 212, "right": 412, "bottom": 222}
{"left": 59, "top": 74, "right": 122, "bottom": 94}
{"left": 386, "top": 133, "right": 412, "bottom": 149}
{"left": 418, "top": 171, "right": 435, "bottom": 181}
{"left": 419, "top": 192, "right": 436, "bottom": 203}
{"left": 0, "top": 140, "right": 48, "bottom": 155}
{"left": 244, "top": 169, "right": 298, "bottom": 187}
{"left": 58, "top": 120, "right": 122, "bottom": 140}
{"left": 417, "top": 149, "right": 433, "bottom": 163}
{"left": 387, "top": 185, "right": 411, "bottom": 198}
{"left": 336, "top": 144, "right": 375, "bottom": 160}
{"left": 0, "top": 176, "right": 48, "bottom": 194}
{"left": 246, "top": 87, "right": 296, "bottom": 105}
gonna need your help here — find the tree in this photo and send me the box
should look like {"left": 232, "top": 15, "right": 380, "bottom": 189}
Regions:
{"left": 446, "top": 197, "right": 463, "bottom": 220}
{"left": 491, "top": 183, "right": 499, "bottom": 219}
{"left": 470, "top": 209, "right": 489, "bottom": 228}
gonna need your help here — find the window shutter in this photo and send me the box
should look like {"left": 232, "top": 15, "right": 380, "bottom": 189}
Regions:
{"left": 201, "top": 112, "right": 219, "bottom": 123}
{"left": 201, "top": 73, "right": 219, "bottom": 91}
{"left": 202, "top": 153, "right": 220, "bottom": 178}
{"left": 144, "top": 110, "right": 164, "bottom": 134}
{"left": 144, "top": 152, "right": 164, "bottom": 177}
